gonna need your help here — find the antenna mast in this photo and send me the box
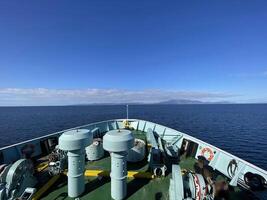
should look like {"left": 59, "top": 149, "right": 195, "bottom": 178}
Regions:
{"left": 126, "top": 104, "right": 129, "bottom": 120}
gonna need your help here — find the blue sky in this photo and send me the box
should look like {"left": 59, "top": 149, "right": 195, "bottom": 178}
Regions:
{"left": 0, "top": 1, "right": 267, "bottom": 105}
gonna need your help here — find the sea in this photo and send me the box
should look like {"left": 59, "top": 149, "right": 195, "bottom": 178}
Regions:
{"left": 0, "top": 104, "right": 267, "bottom": 170}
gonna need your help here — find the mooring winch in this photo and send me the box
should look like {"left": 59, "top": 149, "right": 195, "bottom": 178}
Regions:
{"left": 169, "top": 164, "right": 215, "bottom": 200}
{"left": 0, "top": 159, "right": 37, "bottom": 200}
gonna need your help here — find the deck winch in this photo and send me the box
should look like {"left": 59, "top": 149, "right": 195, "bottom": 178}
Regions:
{"left": 169, "top": 165, "right": 213, "bottom": 200}
{"left": 48, "top": 145, "right": 67, "bottom": 175}
{"left": 0, "top": 159, "right": 37, "bottom": 200}
{"left": 59, "top": 129, "right": 92, "bottom": 198}
{"left": 103, "top": 129, "right": 134, "bottom": 200}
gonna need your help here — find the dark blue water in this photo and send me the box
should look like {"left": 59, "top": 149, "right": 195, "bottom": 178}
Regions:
{"left": 0, "top": 104, "right": 267, "bottom": 170}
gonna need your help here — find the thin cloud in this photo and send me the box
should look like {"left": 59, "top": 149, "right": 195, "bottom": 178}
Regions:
{"left": 0, "top": 88, "right": 237, "bottom": 106}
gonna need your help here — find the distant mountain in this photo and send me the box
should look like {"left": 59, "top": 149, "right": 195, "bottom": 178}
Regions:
{"left": 158, "top": 99, "right": 203, "bottom": 104}
{"left": 157, "top": 99, "right": 232, "bottom": 104}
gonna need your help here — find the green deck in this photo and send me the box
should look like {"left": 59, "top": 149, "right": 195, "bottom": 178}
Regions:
{"left": 42, "top": 174, "right": 171, "bottom": 200}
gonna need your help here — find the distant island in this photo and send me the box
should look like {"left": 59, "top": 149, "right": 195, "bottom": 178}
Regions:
{"left": 71, "top": 99, "right": 232, "bottom": 106}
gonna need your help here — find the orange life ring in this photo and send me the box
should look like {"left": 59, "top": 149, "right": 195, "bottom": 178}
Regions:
{"left": 201, "top": 147, "right": 214, "bottom": 161}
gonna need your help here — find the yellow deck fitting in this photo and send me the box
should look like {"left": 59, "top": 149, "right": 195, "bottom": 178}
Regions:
{"left": 84, "top": 169, "right": 110, "bottom": 177}
{"left": 127, "top": 171, "right": 155, "bottom": 179}
{"left": 36, "top": 162, "right": 48, "bottom": 172}
{"left": 63, "top": 169, "right": 154, "bottom": 179}
{"left": 32, "top": 175, "right": 61, "bottom": 200}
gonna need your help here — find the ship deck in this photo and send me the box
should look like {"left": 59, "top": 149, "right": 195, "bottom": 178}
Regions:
{"left": 38, "top": 130, "right": 262, "bottom": 200}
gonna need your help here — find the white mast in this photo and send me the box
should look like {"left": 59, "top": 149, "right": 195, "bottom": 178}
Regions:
{"left": 126, "top": 104, "right": 129, "bottom": 120}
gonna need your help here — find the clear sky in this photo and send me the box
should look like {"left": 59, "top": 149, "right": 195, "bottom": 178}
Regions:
{"left": 0, "top": 1, "right": 267, "bottom": 105}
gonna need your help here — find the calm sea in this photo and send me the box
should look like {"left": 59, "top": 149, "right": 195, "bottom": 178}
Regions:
{"left": 0, "top": 104, "right": 267, "bottom": 170}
